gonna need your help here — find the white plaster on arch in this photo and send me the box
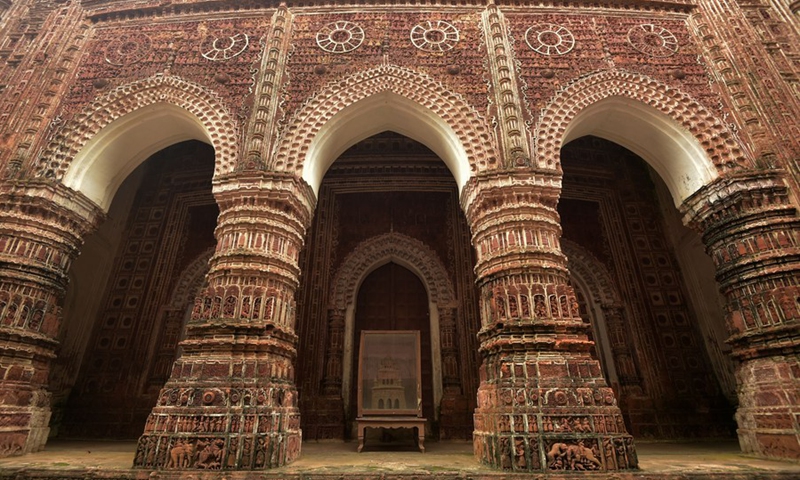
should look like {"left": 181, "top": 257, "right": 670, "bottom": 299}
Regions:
{"left": 64, "top": 103, "right": 212, "bottom": 212}
{"left": 302, "top": 91, "right": 470, "bottom": 196}
{"left": 563, "top": 96, "right": 717, "bottom": 206}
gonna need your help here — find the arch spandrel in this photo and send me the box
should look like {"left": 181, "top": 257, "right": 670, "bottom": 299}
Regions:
{"left": 330, "top": 232, "right": 456, "bottom": 312}
{"left": 36, "top": 75, "right": 239, "bottom": 212}
{"left": 273, "top": 65, "right": 497, "bottom": 196}
{"left": 537, "top": 70, "right": 751, "bottom": 205}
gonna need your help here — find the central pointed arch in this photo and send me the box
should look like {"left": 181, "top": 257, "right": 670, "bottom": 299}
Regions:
{"left": 273, "top": 65, "right": 497, "bottom": 195}
{"left": 329, "top": 232, "right": 456, "bottom": 417}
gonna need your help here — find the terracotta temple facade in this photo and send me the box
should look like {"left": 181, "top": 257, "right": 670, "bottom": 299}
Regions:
{"left": 0, "top": 0, "right": 798, "bottom": 473}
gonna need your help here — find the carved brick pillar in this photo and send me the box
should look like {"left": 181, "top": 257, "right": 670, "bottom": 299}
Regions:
{"left": 313, "top": 308, "right": 346, "bottom": 439}
{"left": 463, "top": 171, "right": 637, "bottom": 472}
{"left": 322, "top": 308, "right": 345, "bottom": 396}
{"left": 439, "top": 306, "right": 470, "bottom": 439}
{"left": 133, "top": 172, "right": 315, "bottom": 470}
{"left": 681, "top": 171, "right": 800, "bottom": 461}
{"left": 0, "top": 181, "right": 103, "bottom": 456}
{"left": 440, "top": 307, "right": 461, "bottom": 395}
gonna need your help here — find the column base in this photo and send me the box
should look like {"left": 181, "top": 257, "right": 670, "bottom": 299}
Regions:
{"left": 0, "top": 386, "right": 51, "bottom": 456}
{"left": 134, "top": 430, "right": 301, "bottom": 470}
{"left": 440, "top": 393, "right": 472, "bottom": 440}
{"left": 473, "top": 353, "right": 638, "bottom": 472}
{"left": 0, "top": 386, "right": 50, "bottom": 457}
{"left": 133, "top": 380, "right": 301, "bottom": 469}
{"left": 735, "top": 355, "right": 800, "bottom": 461}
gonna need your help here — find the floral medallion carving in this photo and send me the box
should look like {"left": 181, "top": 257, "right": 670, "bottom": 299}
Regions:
{"left": 627, "top": 24, "right": 678, "bottom": 57}
{"left": 104, "top": 33, "right": 152, "bottom": 66}
{"left": 410, "top": 20, "right": 459, "bottom": 52}
{"left": 525, "top": 23, "right": 575, "bottom": 56}
{"left": 201, "top": 32, "right": 249, "bottom": 61}
{"left": 316, "top": 21, "right": 365, "bottom": 53}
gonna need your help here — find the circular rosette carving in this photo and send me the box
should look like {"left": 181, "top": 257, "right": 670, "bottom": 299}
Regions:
{"left": 201, "top": 32, "right": 249, "bottom": 61}
{"left": 410, "top": 20, "right": 459, "bottom": 52}
{"left": 525, "top": 23, "right": 575, "bottom": 56}
{"left": 104, "top": 33, "right": 152, "bottom": 66}
{"left": 627, "top": 24, "right": 679, "bottom": 57}
{"left": 316, "top": 21, "right": 365, "bottom": 53}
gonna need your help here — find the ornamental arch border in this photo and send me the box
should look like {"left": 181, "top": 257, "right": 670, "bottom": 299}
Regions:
{"left": 36, "top": 75, "right": 239, "bottom": 209}
{"left": 166, "top": 248, "right": 214, "bottom": 310}
{"left": 537, "top": 70, "right": 752, "bottom": 204}
{"left": 330, "top": 232, "right": 457, "bottom": 417}
{"left": 329, "top": 232, "right": 456, "bottom": 313}
{"left": 562, "top": 239, "right": 621, "bottom": 307}
{"left": 272, "top": 64, "right": 497, "bottom": 194}
{"left": 562, "top": 238, "right": 623, "bottom": 387}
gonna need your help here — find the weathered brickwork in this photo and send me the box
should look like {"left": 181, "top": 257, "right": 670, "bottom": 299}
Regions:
{"left": 0, "top": 0, "right": 796, "bottom": 473}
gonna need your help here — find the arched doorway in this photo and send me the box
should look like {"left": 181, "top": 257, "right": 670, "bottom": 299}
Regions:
{"left": 351, "top": 262, "right": 434, "bottom": 430}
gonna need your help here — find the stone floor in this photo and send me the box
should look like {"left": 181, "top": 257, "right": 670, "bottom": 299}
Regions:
{"left": 1, "top": 439, "right": 800, "bottom": 479}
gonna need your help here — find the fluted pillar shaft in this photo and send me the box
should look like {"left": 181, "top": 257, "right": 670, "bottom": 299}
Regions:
{"left": 133, "top": 172, "right": 315, "bottom": 470}
{"left": 462, "top": 170, "right": 636, "bottom": 472}
{"left": 682, "top": 171, "right": 800, "bottom": 461}
{"left": 0, "top": 181, "right": 103, "bottom": 456}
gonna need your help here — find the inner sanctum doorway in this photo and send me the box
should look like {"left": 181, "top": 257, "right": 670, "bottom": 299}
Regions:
{"left": 351, "top": 262, "right": 434, "bottom": 427}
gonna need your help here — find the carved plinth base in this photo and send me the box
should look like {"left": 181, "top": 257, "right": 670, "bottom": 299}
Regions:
{"left": 473, "top": 353, "right": 637, "bottom": 472}
{"left": 0, "top": 385, "right": 51, "bottom": 456}
{"left": 735, "top": 354, "right": 800, "bottom": 460}
{"left": 133, "top": 384, "right": 301, "bottom": 469}
{"left": 0, "top": 330, "right": 60, "bottom": 457}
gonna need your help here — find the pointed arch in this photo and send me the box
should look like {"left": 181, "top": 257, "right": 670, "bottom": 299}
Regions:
{"left": 37, "top": 75, "right": 239, "bottom": 211}
{"left": 562, "top": 239, "right": 621, "bottom": 307}
{"left": 537, "top": 70, "right": 751, "bottom": 205}
{"left": 273, "top": 65, "right": 497, "bottom": 195}
{"left": 166, "top": 248, "right": 214, "bottom": 310}
{"left": 330, "top": 232, "right": 456, "bottom": 416}
{"left": 330, "top": 232, "right": 455, "bottom": 312}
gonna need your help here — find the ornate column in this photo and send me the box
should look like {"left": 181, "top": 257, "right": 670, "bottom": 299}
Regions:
{"left": 463, "top": 171, "right": 636, "bottom": 472}
{"left": 133, "top": 172, "right": 315, "bottom": 469}
{"left": 311, "top": 308, "right": 346, "bottom": 439}
{"left": 682, "top": 171, "right": 800, "bottom": 460}
{"left": 0, "top": 181, "right": 103, "bottom": 455}
{"left": 439, "top": 306, "right": 471, "bottom": 439}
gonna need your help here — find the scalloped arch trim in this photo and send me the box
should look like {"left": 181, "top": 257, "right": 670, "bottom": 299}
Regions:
{"left": 330, "top": 232, "right": 456, "bottom": 311}
{"left": 537, "top": 70, "right": 750, "bottom": 204}
{"left": 274, "top": 65, "right": 496, "bottom": 195}
{"left": 37, "top": 75, "right": 238, "bottom": 211}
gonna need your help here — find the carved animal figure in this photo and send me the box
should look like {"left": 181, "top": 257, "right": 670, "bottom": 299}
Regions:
{"left": 546, "top": 442, "right": 569, "bottom": 468}
{"left": 167, "top": 440, "right": 194, "bottom": 468}
{"left": 567, "top": 442, "right": 602, "bottom": 470}
{"left": 547, "top": 441, "right": 602, "bottom": 470}
{"left": 196, "top": 438, "right": 225, "bottom": 469}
